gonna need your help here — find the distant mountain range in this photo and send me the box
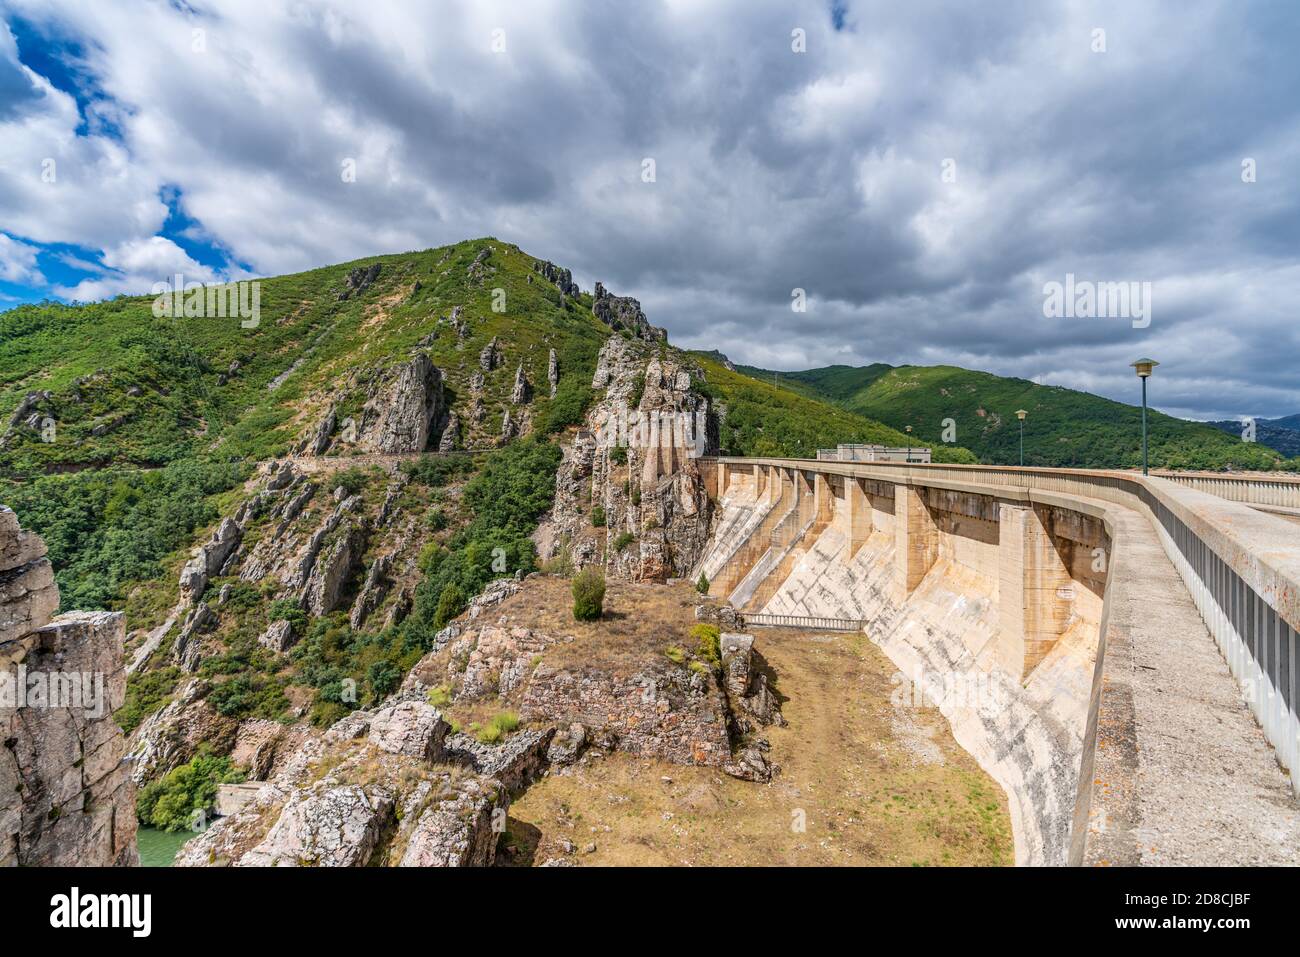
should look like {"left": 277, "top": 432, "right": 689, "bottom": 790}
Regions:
{"left": 1202, "top": 416, "right": 1300, "bottom": 458}
{"left": 718, "top": 360, "right": 1299, "bottom": 472}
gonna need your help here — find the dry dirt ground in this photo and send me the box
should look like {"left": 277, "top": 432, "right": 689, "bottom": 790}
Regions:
{"left": 499, "top": 625, "right": 1014, "bottom": 867}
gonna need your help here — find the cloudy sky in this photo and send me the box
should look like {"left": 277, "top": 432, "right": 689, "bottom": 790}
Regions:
{"left": 1, "top": 0, "right": 1297, "bottom": 420}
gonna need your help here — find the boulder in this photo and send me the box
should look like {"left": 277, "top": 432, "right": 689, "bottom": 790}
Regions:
{"left": 545, "top": 722, "right": 587, "bottom": 766}
{"left": 239, "top": 784, "right": 394, "bottom": 866}
{"left": 397, "top": 777, "right": 506, "bottom": 867}
{"left": 367, "top": 701, "right": 448, "bottom": 760}
{"left": 257, "top": 619, "right": 295, "bottom": 653}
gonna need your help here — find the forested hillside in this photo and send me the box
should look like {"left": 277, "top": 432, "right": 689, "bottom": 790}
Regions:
{"left": 736, "top": 362, "right": 1295, "bottom": 471}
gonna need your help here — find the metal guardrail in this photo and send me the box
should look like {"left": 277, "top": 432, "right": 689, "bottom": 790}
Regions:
{"left": 746, "top": 613, "right": 866, "bottom": 631}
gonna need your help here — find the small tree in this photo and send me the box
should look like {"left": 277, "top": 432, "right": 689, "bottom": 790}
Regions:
{"left": 696, "top": 572, "right": 709, "bottom": 594}
{"left": 572, "top": 568, "right": 606, "bottom": 621}
{"left": 433, "top": 584, "right": 465, "bottom": 629}
{"left": 591, "top": 504, "right": 606, "bottom": 528}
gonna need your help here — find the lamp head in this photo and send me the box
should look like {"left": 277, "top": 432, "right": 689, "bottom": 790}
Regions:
{"left": 1015, "top": 409, "right": 1028, "bottom": 421}
{"left": 1131, "top": 358, "right": 1158, "bottom": 378}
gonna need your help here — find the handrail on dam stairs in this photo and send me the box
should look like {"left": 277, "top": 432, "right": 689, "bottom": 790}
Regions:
{"left": 747, "top": 613, "right": 866, "bottom": 631}
{"left": 708, "top": 456, "right": 1300, "bottom": 800}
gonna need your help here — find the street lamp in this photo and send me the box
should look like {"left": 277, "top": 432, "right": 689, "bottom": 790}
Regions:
{"left": 1131, "top": 358, "right": 1159, "bottom": 475}
{"left": 1015, "top": 409, "right": 1028, "bottom": 466}
{"left": 905, "top": 424, "right": 913, "bottom": 462}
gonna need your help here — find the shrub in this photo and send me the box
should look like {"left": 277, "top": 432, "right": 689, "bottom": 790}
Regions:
{"left": 425, "top": 507, "right": 448, "bottom": 532}
{"left": 608, "top": 446, "right": 627, "bottom": 466}
{"left": 433, "top": 584, "right": 465, "bottom": 629}
{"left": 664, "top": 645, "right": 686, "bottom": 665}
{"left": 426, "top": 683, "right": 452, "bottom": 707}
{"left": 333, "top": 466, "right": 370, "bottom": 497}
{"left": 591, "top": 504, "right": 606, "bottom": 528}
{"left": 613, "top": 532, "right": 635, "bottom": 552}
{"left": 572, "top": 568, "right": 606, "bottom": 621}
{"left": 475, "top": 723, "right": 503, "bottom": 745}
{"left": 542, "top": 377, "right": 594, "bottom": 433}
{"left": 691, "top": 623, "right": 721, "bottom": 665}
{"left": 267, "top": 598, "right": 306, "bottom": 633}
{"left": 696, "top": 572, "right": 709, "bottom": 594}
{"left": 367, "top": 660, "right": 401, "bottom": 699}
{"left": 116, "top": 666, "right": 182, "bottom": 734}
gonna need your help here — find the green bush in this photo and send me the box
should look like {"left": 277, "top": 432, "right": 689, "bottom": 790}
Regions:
{"left": 541, "top": 377, "right": 594, "bottom": 433}
{"left": 591, "top": 504, "right": 606, "bottom": 528}
{"left": 664, "top": 645, "right": 686, "bottom": 665}
{"left": 696, "top": 572, "right": 709, "bottom": 594}
{"left": 116, "top": 666, "right": 182, "bottom": 734}
{"left": 136, "top": 752, "right": 245, "bottom": 832}
{"left": 608, "top": 446, "right": 627, "bottom": 466}
{"left": 433, "top": 584, "right": 465, "bottom": 630}
{"left": 405, "top": 439, "right": 562, "bottom": 649}
{"left": 332, "top": 466, "right": 370, "bottom": 497}
{"left": 691, "top": 623, "right": 721, "bottom": 665}
{"left": 613, "top": 532, "right": 635, "bottom": 552}
{"left": 572, "top": 568, "right": 606, "bottom": 621}
{"left": 426, "top": 683, "right": 452, "bottom": 707}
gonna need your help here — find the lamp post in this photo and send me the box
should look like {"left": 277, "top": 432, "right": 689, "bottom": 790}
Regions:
{"left": 1015, "top": 409, "right": 1027, "bottom": 466}
{"left": 1131, "top": 359, "right": 1158, "bottom": 475}
{"left": 905, "top": 424, "right": 913, "bottom": 463}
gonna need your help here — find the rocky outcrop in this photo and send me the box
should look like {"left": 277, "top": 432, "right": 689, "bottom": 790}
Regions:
{"left": 511, "top": 362, "right": 531, "bottom": 404}
{"left": 592, "top": 282, "right": 666, "bottom": 341}
{"left": 443, "top": 727, "right": 554, "bottom": 791}
{"left": 521, "top": 662, "right": 731, "bottom": 767}
{"left": 175, "top": 711, "right": 514, "bottom": 868}
{"left": 720, "top": 632, "right": 784, "bottom": 730}
{"left": 240, "top": 783, "right": 394, "bottom": 867}
{"left": 178, "top": 517, "right": 243, "bottom": 606}
{"left": 1, "top": 509, "right": 137, "bottom": 866}
{"left": 257, "top": 619, "right": 295, "bottom": 653}
{"left": 396, "top": 776, "right": 505, "bottom": 867}
{"left": 302, "top": 519, "right": 367, "bottom": 616}
{"left": 548, "top": 349, "right": 559, "bottom": 397}
{"left": 173, "top": 601, "right": 218, "bottom": 671}
{"left": 128, "top": 678, "right": 240, "bottom": 785}
{"left": 357, "top": 353, "right": 445, "bottom": 454}
{"left": 542, "top": 337, "right": 715, "bottom": 581}
{"left": 349, "top": 554, "right": 392, "bottom": 629}
{"left": 534, "top": 260, "right": 579, "bottom": 298}
{"left": 338, "top": 262, "right": 382, "bottom": 301}
{"left": 479, "top": 337, "right": 502, "bottom": 372}
{"left": 368, "top": 701, "right": 448, "bottom": 760}
{"left": 437, "top": 410, "right": 460, "bottom": 452}
{"left": 294, "top": 405, "right": 337, "bottom": 456}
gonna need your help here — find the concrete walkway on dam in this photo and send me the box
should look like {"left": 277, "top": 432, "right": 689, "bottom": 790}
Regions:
{"left": 695, "top": 457, "right": 1300, "bottom": 866}
{"left": 1071, "top": 505, "right": 1299, "bottom": 865}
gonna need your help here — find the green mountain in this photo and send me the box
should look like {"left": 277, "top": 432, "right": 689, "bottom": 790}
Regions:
{"left": 733, "top": 362, "right": 1295, "bottom": 471}
{"left": 1, "top": 239, "right": 967, "bottom": 739}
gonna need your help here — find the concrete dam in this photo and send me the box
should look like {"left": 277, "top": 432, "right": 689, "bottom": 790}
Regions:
{"left": 693, "top": 458, "right": 1300, "bottom": 866}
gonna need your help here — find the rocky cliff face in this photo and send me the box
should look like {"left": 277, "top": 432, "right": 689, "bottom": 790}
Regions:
{"left": 541, "top": 336, "right": 716, "bottom": 581}
{"left": 0, "top": 506, "right": 137, "bottom": 866}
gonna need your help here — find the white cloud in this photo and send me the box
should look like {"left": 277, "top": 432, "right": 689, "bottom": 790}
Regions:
{"left": 0, "top": 232, "right": 41, "bottom": 284}
{"left": 0, "top": 0, "right": 1297, "bottom": 418}
{"left": 54, "top": 236, "right": 221, "bottom": 301}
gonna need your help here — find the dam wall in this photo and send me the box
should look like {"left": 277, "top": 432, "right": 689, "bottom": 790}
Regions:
{"left": 695, "top": 459, "right": 1300, "bottom": 866}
